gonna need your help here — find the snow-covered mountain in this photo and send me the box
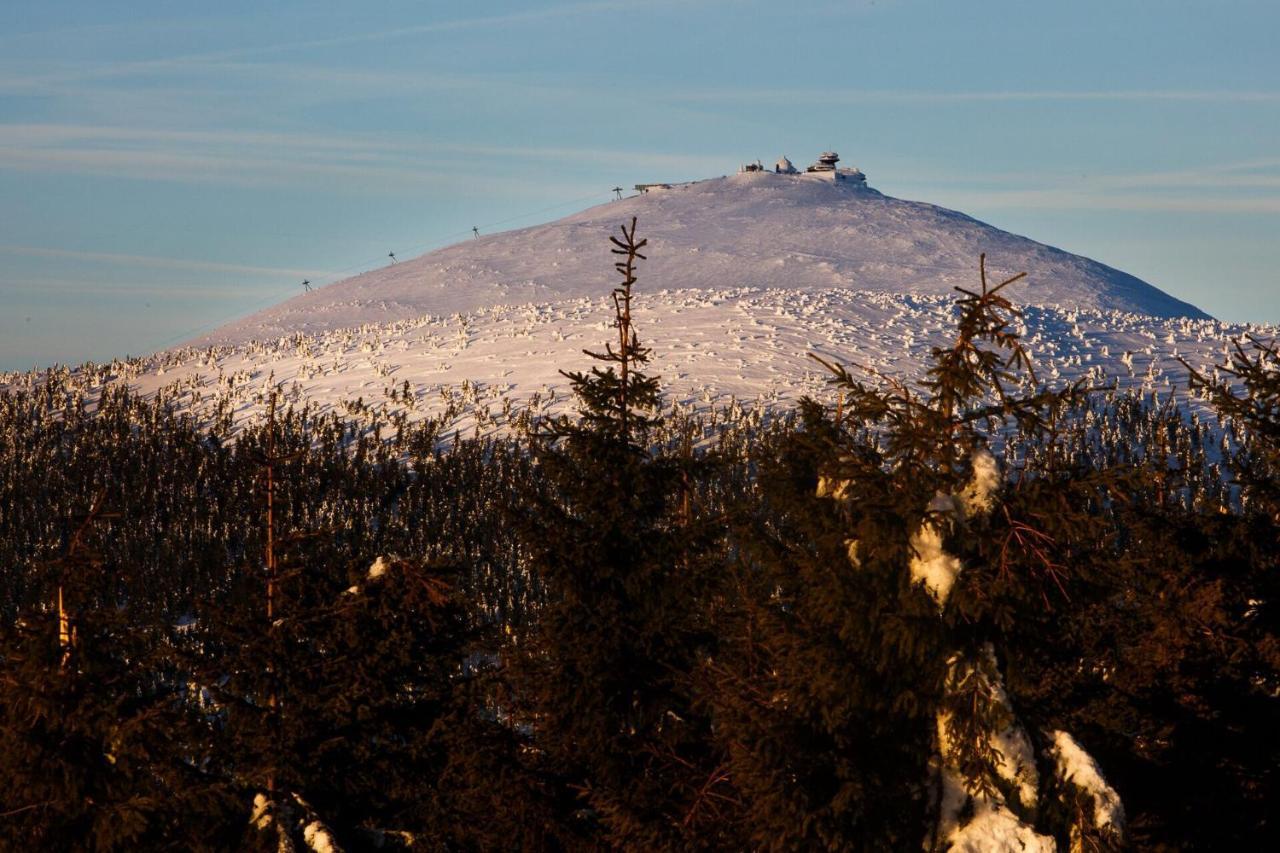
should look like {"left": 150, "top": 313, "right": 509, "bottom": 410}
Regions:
{"left": 10, "top": 164, "right": 1267, "bottom": 435}
{"left": 197, "top": 169, "right": 1206, "bottom": 348}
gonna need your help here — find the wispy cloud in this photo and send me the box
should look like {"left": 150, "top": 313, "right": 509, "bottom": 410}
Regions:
{"left": 0, "top": 245, "right": 339, "bottom": 279}
{"left": 0, "top": 145, "right": 423, "bottom": 190}
{"left": 0, "top": 0, "right": 724, "bottom": 90}
{"left": 210, "top": 1, "right": 661, "bottom": 58}
{"left": 922, "top": 188, "right": 1280, "bottom": 215}
{"left": 1102, "top": 158, "right": 1280, "bottom": 190}
{"left": 0, "top": 137, "right": 534, "bottom": 194}
{"left": 888, "top": 156, "right": 1280, "bottom": 214}
{"left": 0, "top": 276, "right": 265, "bottom": 300}
{"left": 0, "top": 122, "right": 731, "bottom": 189}
{"left": 667, "top": 87, "right": 1280, "bottom": 105}
{"left": 0, "top": 123, "right": 414, "bottom": 152}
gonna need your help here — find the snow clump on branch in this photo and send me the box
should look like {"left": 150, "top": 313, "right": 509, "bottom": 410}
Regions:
{"left": 910, "top": 448, "right": 1001, "bottom": 608}
{"left": 1048, "top": 730, "right": 1126, "bottom": 850}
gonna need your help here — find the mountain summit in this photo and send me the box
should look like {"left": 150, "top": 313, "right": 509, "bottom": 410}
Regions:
{"left": 115, "top": 158, "right": 1240, "bottom": 436}
{"left": 197, "top": 164, "right": 1206, "bottom": 346}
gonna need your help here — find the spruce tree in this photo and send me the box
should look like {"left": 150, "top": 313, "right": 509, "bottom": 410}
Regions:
{"left": 709, "top": 257, "right": 1125, "bottom": 850}
{"left": 1185, "top": 333, "right": 1280, "bottom": 519}
{"left": 550, "top": 216, "right": 662, "bottom": 446}
{"left": 0, "top": 497, "right": 237, "bottom": 850}
{"left": 1004, "top": 342, "right": 1278, "bottom": 848}
{"left": 510, "top": 218, "right": 738, "bottom": 850}
{"left": 183, "top": 399, "right": 541, "bottom": 850}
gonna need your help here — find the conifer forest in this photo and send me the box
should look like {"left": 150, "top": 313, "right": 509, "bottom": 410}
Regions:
{"left": 2, "top": 222, "right": 1278, "bottom": 851}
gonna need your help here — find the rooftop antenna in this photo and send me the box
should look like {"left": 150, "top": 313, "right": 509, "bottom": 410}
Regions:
{"left": 472, "top": 225, "right": 480, "bottom": 238}
{"left": 612, "top": 186, "right": 623, "bottom": 200}
{"left": 301, "top": 279, "right": 311, "bottom": 292}
{"left": 387, "top": 251, "right": 397, "bottom": 264}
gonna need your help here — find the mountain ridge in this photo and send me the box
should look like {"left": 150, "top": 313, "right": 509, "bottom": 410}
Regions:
{"left": 194, "top": 170, "right": 1207, "bottom": 348}
{"left": 7, "top": 164, "right": 1242, "bottom": 438}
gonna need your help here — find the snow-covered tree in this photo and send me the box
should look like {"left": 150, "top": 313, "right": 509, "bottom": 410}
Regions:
{"left": 712, "top": 257, "right": 1126, "bottom": 850}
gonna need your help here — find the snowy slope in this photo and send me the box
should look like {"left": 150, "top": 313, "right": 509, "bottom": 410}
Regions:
{"left": 91, "top": 286, "right": 1259, "bottom": 440}
{"left": 6, "top": 168, "right": 1256, "bottom": 436}
{"left": 196, "top": 171, "right": 1206, "bottom": 348}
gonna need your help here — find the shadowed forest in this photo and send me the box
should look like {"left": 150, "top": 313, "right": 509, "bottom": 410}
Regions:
{"left": 1, "top": 224, "right": 1277, "bottom": 851}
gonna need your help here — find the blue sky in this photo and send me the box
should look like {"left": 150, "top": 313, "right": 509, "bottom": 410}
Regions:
{"left": 1, "top": 0, "right": 1277, "bottom": 370}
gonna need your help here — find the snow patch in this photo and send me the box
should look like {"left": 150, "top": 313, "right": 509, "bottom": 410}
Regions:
{"left": 911, "top": 495, "right": 962, "bottom": 607}
{"left": 934, "top": 645, "right": 1050, "bottom": 852}
{"left": 250, "top": 793, "right": 273, "bottom": 832}
{"left": 1048, "top": 730, "right": 1125, "bottom": 848}
{"left": 943, "top": 806, "right": 1056, "bottom": 853}
{"left": 249, "top": 794, "right": 298, "bottom": 853}
{"left": 958, "top": 447, "right": 1000, "bottom": 518}
{"left": 303, "top": 820, "right": 341, "bottom": 853}
{"left": 816, "top": 473, "right": 852, "bottom": 500}
{"left": 910, "top": 449, "right": 1002, "bottom": 607}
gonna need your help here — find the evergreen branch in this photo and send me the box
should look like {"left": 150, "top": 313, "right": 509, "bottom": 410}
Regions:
{"left": 0, "top": 800, "right": 55, "bottom": 819}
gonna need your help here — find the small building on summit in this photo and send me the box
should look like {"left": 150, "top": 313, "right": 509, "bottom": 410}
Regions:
{"left": 639, "top": 150, "right": 867, "bottom": 193}
{"left": 807, "top": 151, "right": 841, "bottom": 172}
{"left": 837, "top": 166, "right": 868, "bottom": 186}
{"left": 803, "top": 151, "right": 868, "bottom": 185}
